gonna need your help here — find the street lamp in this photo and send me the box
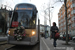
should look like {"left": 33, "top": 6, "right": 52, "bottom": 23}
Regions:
{"left": 49, "top": 7, "right": 54, "bottom": 39}
{"left": 44, "top": 6, "right": 54, "bottom": 25}
{"left": 44, "top": 6, "right": 54, "bottom": 39}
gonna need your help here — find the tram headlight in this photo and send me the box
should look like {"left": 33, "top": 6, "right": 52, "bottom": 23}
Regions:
{"left": 32, "top": 31, "right": 35, "bottom": 35}
{"left": 8, "top": 31, "right": 10, "bottom": 35}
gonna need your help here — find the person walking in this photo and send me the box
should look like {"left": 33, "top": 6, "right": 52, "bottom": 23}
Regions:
{"left": 50, "top": 22, "right": 59, "bottom": 47}
{"left": 45, "top": 31, "right": 49, "bottom": 39}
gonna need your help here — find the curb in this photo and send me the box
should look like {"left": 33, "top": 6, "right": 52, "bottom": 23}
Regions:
{"left": 0, "top": 41, "right": 7, "bottom": 45}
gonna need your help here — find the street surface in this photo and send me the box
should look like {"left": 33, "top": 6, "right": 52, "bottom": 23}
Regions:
{"left": 6, "top": 43, "right": 40, "bottom": 50}
{"left": 0, "top": 41, "right": 40, "bottom": 50}
{"left": 40, "top": 37, "right": 75, "bottom": 50}
{"left": 0, "top": 44, "right": 14, "bottom": 50}
{"left": 0, "top": 36, "right": 7, "bottom": 41}
{"left": 1, "top": 36, "right": 75, "bottom": 50}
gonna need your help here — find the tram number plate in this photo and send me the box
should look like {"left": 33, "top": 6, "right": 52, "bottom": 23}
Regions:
{"left": 12, "top": 22, "right": 19, "bottom": 27}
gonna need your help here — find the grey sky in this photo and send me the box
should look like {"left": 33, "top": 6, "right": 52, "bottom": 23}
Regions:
{"left": 0, "top": 0, "right": 63, "bottom": 26}
{"left": 0, "top": 0, "right": 4, "bottom": 7}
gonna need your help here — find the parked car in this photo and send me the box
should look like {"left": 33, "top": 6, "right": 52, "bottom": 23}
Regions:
{"left": 72, "top": 36, "right": 75, "bottom": 42}
{"left": 59, "top": 35, "right": 63, "bottom": 40}
{"left": 63, "top": 34, "right": 71, "bottom": 41}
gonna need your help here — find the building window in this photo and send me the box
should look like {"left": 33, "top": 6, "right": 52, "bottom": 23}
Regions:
{"left": 67, "top": 0, "right": 69, "bottom": 2}
{"left": 64, "top": 17, "right": 65, "bottom": 20}
{"left": 69, "top": 25, "right": 71, "bottom": 29}
{"left": 68, "top": 14, "right": 70, "bottom": 18}
{"left": 71, "top": 16, "right": 74, "bottom": 21}
{"left": 71, "top": 10, "right": 73, "bottom": 14}
{"left": 73, "top": 10, "right": 75, "bottom": 13}
{"left": 58, "top": 18, "right": 60, "bottom": 20}
{"left": 74, "top": 23, "right": 75, "bottom": 27}
{"left": 64, "top": 22, "right": 66, "bottom": 25}
{"left": 67, "top": 4, "right": 70, "bottom": 8}
{"left": 71, "top": 4, "right": 72, "bottom": 8}
{"left": 61, "top": 15, "right": 62, "bottom": 17}
{"left": 68, "top": 9, "right": 70, "bottom": 12}
{"left": 73, "top": 7, "right": 75, "bottom": 10}
{"left": 64, "top": 27, "right": 66, "bottom": 29}
{"left": 70, "top": 0, "right": 72, "bottom": 2}
{"left": 72, "top": 23, "right": 74, "bottom": 27}
{"left": 58, "top": 14, "right": 60, "bottom": 16}
{"left": 69, "top": 20, "right": 71, "bottom": 23}
{"left": 61, "top": 11, "right": 62, "bottom": 14}
{"left": 72, "top": 3, "right": 75, "bottom": 7}
{"left": 64, "top": 12, "right": 65, "bottom": 15}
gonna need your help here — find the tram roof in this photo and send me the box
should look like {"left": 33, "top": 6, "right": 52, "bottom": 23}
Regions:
{"left": 15, "top": 3, "right": 37, "bottom": 9}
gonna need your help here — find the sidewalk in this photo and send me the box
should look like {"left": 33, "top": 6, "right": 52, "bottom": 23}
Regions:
{"left": 0, "top": 36, "right": 7, "bottom": 45}
{"left": 0, "top": 36, "right": 7, "bottom": 41}
{"left": 0, "top": 41, "right": 7, "bottom": 45}
{"left": 41, "top": 37, "right": 75, "bottom": 50}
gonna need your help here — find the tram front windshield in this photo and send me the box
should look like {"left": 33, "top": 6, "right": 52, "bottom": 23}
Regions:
{"left": 11, "top": 10, "right": 36, "bottom": 29}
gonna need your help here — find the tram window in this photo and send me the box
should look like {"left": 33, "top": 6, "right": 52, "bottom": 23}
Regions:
{"left": 11, "top": 10, "right": 36, "bottom": 29}
{"left": 29, "top": 18, "right": 36, "bottom": 26}
{"left": 33, "top": 9, "right": 38, "bottom": 16}
{"left": 13, "top": 11, "right": 18, "bottom": 21}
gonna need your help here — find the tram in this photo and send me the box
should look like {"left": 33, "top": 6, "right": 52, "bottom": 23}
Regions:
{"left": 7, "top": 3, "right": 39, "bottom": 45}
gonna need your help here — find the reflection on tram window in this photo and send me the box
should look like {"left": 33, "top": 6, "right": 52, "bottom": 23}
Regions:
{"left": 13, "top": 11, "right": 18, "bottom": 21}
{"left": 11, "top": 10, "right": 36, "bottom": 29}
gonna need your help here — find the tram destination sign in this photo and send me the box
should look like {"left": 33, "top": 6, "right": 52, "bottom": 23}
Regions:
{"left": 16, "top": 7, "right": 33, "bottom": 10}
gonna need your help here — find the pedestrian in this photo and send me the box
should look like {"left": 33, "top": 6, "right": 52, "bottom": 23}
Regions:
{"left": 45, "top": 31, "right": 49, "bottom": 39}
{"left": 50, "top": 22, "right": 59, "bottom": 47}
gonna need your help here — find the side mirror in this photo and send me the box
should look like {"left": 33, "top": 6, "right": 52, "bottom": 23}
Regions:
{"left": 33, "top": 10, "right": 38, "bottom": 16}
{"left": 37, "top": 10, "right": 38, "bottom": 13}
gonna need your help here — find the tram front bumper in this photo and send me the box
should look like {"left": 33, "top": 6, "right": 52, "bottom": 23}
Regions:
{"left": 8, "top": 41, "right": 37, "bottom": 45}
{"left": 7, "top": 36, "right": 37, "bottom": 45}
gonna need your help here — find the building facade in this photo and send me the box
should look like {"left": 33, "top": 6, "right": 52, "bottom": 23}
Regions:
{"left": 0, "top": 8, "right": 9, "bottom": 35}
{"left": 0, "top": 9, "right": 9, "bottom": 27}
{"left": 58, "top": 0, "right": 75, "bottom": 36}
{"left": 40, "top": 24, "right": 50, "bottom": 36}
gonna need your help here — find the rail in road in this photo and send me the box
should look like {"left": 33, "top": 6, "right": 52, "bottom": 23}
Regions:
{"left": 5, "top": 43, "right": 40, "bottom": 50}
